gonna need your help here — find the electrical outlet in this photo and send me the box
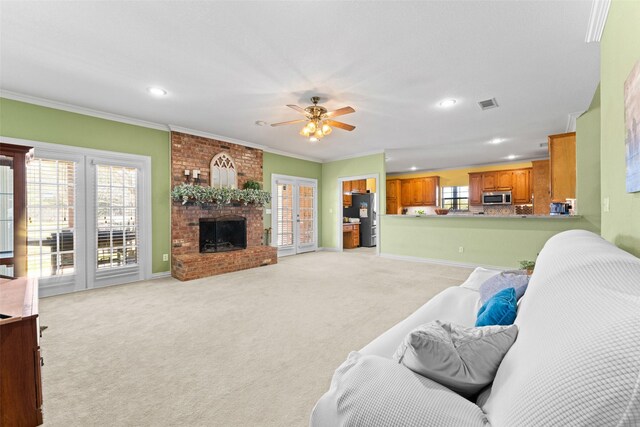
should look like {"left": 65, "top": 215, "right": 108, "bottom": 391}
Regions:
{"left": 459, "top": 246, "right": 464, "bottom": 253}
{"left": 162, "top": 254, "right": 169, "bottom": 262}
{"left": 265, "top": 208, "right": 272, "bottom": 214}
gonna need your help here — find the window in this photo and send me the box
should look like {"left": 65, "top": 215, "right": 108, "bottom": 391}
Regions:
{"left": 26, "top": 158, "right": 77, "bottom": 277}
{"left": 276, "top": 183, "right": 293, "bottom": 246}
{"left": 96, "top": 165, "right": 138, "bottom": 269}
{"left": 210, "top": 153, "right": 237, "bottom": 189}
{"left": 442, "top": 186, "right": 469, "bottom": 211}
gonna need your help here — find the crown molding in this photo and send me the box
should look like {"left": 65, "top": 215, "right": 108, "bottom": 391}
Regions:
{"left": 585, "top": 0, "right": 611, "bottom": 43}
{"left": 566, "top": 111, "right": 584, "bottom": 132}
{"left": 168, "top": 125, "right": 323, "bottom": 163}
{"left": 322, "top": 149, "right": 386, "bottom": 163}
{"left": 0, "top": 90, "right": 169, "bottom": 131}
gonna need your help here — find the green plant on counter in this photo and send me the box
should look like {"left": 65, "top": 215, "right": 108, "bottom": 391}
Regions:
{"left": 519, "top": 260, "right": 536, "bottom": 273}
{"left": 243, "top": 180, "right": 262, "bottom": 190}
{"left": 171, "top": 183, "right": 271, "bottom": 206}
{"left": 416, "top": 210, "right": 426, "bottom": 215}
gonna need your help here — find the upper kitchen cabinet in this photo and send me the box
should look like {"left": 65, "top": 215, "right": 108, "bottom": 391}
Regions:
{"left": 469, "top": 173, "right": 483, "bottom": 205}
{"left": 512, "top": 168, "right": 532, "bottom": 204}
{"left": 351, "top": 179, "right": 367, "bottom": 193}
{"left": 549, "top": 132, "right": 576, "bottom": 202}
{"left": 482, "top": 172, "right": 497, "bottom": 191}
{"left": 386, "top": 179, "right": 401, "bottom": 214}
{"left": 397, "top": 177, "right": 439, "bottom": 206}
{"left": 532, "top": 160, "right": 551, "bottom": 215}
{"left": 342, "top": 181, "right": 352, "bottom": 207}
{"left": 497, "top": 170, "right": 514, "bottom": 190}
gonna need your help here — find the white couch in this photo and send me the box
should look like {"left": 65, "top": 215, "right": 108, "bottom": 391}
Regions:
{"left": 311, "top": 230, "right": 640, "bottom": 426}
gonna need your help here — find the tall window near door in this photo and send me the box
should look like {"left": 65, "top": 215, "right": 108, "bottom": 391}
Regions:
{"left": 298, "top": 185, "right": 314, "bottom": 244}
{"left": 276, "top": 183, "right": 293, "bottom": 246}
{"left": 26, "top": 159, "right": 76, "bottom": 277}
{"left": 96, "top": 165, "right": 138, "bottom": 269}
{"left": 442, "top": 186, "right": 469, "bottom": 211}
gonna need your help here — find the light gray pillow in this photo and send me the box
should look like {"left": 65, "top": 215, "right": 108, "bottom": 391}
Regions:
{"left": 393, "top": 321, "right": 518, "bottom": 397}
{"left": 479, "top": 271, "right": 530, "bottom": 303}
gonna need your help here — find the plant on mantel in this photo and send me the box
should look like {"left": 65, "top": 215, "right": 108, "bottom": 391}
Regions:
{"left": 171, "top": 183, "right": 271, "bottom": 206}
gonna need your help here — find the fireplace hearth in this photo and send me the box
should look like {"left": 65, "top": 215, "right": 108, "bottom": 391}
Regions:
{"left": 199, "top": 216, "right": 247, "bottom": 253}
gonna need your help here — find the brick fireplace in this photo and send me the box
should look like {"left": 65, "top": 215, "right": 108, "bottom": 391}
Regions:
{"left": 171, "top": 132, "right": 277, "bottom": 281}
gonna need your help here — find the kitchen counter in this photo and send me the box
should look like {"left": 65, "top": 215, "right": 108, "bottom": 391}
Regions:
{"left": 385, "top": 214, "right": 582, "bottom": 219}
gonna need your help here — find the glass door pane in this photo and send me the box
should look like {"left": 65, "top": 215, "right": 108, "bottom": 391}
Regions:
{"left": 297, "top": 184, "right": 316, "bottom": 251}
{"left": 26, "top": 158, "right": 76, "bottom": 278}
{"left": 276, "top": 182, "right": 294, "bottom": 248}
{"left": 0, "top": 155, "right": 14, "bottom": 276}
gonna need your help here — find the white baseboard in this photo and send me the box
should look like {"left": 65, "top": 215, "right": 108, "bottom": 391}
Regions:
{"left": 151, "top": 271, "right": 172, "bottom": 279}
{"left": 379, "top": 252, "right": 511, "bottom": 271}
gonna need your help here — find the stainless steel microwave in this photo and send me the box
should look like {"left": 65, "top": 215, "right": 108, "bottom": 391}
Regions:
{"left": 482, "top": 191, "right": 512, "bottom": 205}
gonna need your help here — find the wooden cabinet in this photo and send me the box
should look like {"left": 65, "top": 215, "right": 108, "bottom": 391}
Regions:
{"left": 512, "top": 168, "right": 532, "bottom": 204}
{"left": 400, "top": 180, "right": 412, "bottom": 206}
{"left": 532, "top": 160, "right": 551, "bottom": 215}
{"left": 482, "top": 172, "right": 497, "bottom": 191}
{"left": 386, "top": 179, "right": 401, "bottom": 214}
{"left": 549, "top": 132, "right": 576, "bottom": 202}
{"left": 469, "top": 173, "right": 483, "bottom": 205}
{"left": 342, "top": 181, "right": 352, "bottom": 207}
{"left": 0, "top": 277, "right": 43, "bottom": 426}
{"left": 342, "top": 224, "right": 360, "bottom": 249}
{"left": 351, "top": 179, "right": 366, "bottom": 193}
{"left": 497, "top": 170, "right": 514, "bottom": 190}
{"left": 398, "top": 177, "right": 439, "bottom": 206}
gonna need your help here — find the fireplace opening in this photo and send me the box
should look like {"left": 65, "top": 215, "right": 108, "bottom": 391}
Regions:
{"left": 199, "top": 216, "right": 247, "bottom": 253}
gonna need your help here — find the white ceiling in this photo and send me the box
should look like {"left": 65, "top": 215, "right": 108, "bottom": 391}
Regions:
{"left": 0, "top": 1, "right": 600, "bottom": 171}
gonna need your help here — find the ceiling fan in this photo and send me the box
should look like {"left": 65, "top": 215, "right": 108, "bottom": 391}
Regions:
{"left": 271, "top": 96, "right": 356, "bottom": 142}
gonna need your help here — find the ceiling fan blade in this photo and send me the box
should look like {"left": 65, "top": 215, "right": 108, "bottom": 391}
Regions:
{"left": 326, "top": 120, "right": 356, "bottom": 131}
{"left": 287, "top": 104, "right": 309, "bottom": 115}
{"left": 270, "top": 119, "right": 307, "bottom": 127}
{"left": 325, "top": 106, "right": 355, "bottom": 118}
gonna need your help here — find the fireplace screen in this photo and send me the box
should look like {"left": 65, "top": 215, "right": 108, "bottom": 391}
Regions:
{"left": 199, "top": 216, "right": 247, "bottom": 253}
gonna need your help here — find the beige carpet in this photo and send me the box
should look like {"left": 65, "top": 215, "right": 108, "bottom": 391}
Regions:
{"left": 39, "top": 250, "right": 472, "bottom": 426}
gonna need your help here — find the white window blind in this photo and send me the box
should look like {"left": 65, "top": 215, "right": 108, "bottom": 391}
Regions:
{"left": 96, "top": 165, "right": 138, "bottom": 269}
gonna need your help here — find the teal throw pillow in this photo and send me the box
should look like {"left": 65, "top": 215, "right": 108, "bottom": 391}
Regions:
{"left": 475, "top": 287, "right": 517, "bottom": 327}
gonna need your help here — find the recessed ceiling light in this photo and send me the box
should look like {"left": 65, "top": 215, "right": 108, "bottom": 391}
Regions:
{"left": 410, "top": 166, "right": 418, "bottom": 171}
{"left": 255, "top": 120, "right": 268, "bottom": 126}
{"left": 489, "top": 138, "right": 504, "bottom": 144}
{"left": 147, "top": 87, "right": 167, "bottom": 96}
{"left": 507, "top": 154, "right": 517, "bottom": 160}
{"left": 438, "top": 98, "right": 457, "bottom": 108}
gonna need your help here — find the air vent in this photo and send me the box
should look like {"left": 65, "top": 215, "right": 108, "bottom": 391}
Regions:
{"left": 539, "top": 142, "right": 548, "bottom": 148}
{"left": 478, "top": 98, "right": 499, "bottom": 110}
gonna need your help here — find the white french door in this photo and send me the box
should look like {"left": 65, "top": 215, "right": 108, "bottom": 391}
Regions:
{"left": 9, "top": 137, "right": 152, "bottom": 297}
{"left": 271, "top": 176, "right": 318, "bottom": 257}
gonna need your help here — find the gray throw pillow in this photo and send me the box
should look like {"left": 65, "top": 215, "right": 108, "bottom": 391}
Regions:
{"left": 479, "top": 271, "right": 530, "bottom": 303}
{"left": 393, "top": 321, "right": 518, "bottom": 397}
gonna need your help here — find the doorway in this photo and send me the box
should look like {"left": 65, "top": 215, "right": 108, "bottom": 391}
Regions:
{"left": 337, "top": 174, "right": 380, "bottom": 254}
{"left": 5, "top": 137, "right": 151, "bottom": 297}
{"left": 271, "top": 175, "right": 318, "bottom": 257}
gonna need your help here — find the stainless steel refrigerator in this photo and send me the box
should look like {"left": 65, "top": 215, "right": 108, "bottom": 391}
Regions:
{"left": 344, "top": 193, "right": 377, "bottom": 247}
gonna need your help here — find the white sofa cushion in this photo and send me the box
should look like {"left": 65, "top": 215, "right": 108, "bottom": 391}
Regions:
{"left": 459, "top": 267, "right": 503, "bottom": 291}
{"left": 394, "top": 321, "right": 518, "bottom": 397}
{"left": 359, "top": 286, "right": 482, "bottom": 358}
{"left": 483, "top": 230, "right": 640, "bottom": 426}
{"left": 310, "top": 352, "right": 489, "bottom": 427}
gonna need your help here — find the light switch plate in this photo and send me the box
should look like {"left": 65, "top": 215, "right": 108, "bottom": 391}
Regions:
{"left": 265, "top": 208, "right": 272, "bottom": 214}
{"left": 603, "top": 197, "right": 610, "bottom": 212}
{"left": 163, "top": 254, "right": 169, "bottom": 262}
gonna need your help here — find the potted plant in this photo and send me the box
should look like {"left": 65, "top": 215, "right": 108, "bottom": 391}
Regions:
{"left": 519, "top": 260, "right": 536, "bottom": 275}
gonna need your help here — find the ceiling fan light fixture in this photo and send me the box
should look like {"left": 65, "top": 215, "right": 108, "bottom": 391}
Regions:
{"left": 306, "top": 121, "right": 317, "bottom": 133}
{"left": 314, "top": 129, "right": 324, "bottom": 138}
{"left": 322, "top": 123, "right": 332, "bottom": 135}
{"left": 309, "top": 136, "right": 318, "bottom": 143}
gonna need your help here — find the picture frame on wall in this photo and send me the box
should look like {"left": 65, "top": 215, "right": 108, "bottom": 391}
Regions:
{"left": 624, "top": 59, "right": 640, "bottom": 193}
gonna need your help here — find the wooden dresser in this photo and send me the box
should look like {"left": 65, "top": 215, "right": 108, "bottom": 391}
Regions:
{"left": 0, "top": 277, "right": 43, "bottom": 426}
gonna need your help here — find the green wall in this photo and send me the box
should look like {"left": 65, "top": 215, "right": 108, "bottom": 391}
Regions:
{"left": 600, "top": 0, "right": 640, "bottom": 257}
{"left": 576, "top": 85, "right": 601, "bottom": 232}
{"left": 380, "top": 216, "right": 595, "bottom": 268}
{"left": 321, "top": 153, "right": 386, "bottom": 248}
{"left": 262, "top": 152, "right": 323, "bottom": 241}
{"left": 0, "top": 98, "right": 171, "bottom": 273}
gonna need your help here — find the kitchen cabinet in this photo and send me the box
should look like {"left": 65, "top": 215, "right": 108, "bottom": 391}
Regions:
{"left": 397, "top": 177, "right": 439, "bottom": 206}
{"left": 512, "top": 168, "right": 532, "bottom": 204}
{"left": 401, "top": 180, "right": 412, "bottom": 206}
{"left": 469, "top": 173, "right": 483, "bottom": 205}
{"left": 386, "top": 179, "right": 401, "bottom": 214}
{"left": 343, "top": 224, "right": 360, "bottom": 249}
{"left": 549, "top": 132, "right": 576, "bottom": 202}
{"left": 342, "top": 181, "right": 352, "bottom": 207}
{"left": 482, "top": 172, "right": 497, "bottom": 191}
{"left": 532, "top": 160, "right": 551, "bottom": 215}
{"left": 497, "top": 170, "right": 514, "bottom": 190}
{"left": 351, "top": 179, "right": 367, "bottom": 193}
